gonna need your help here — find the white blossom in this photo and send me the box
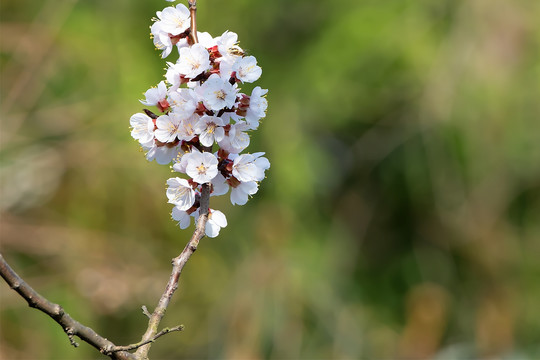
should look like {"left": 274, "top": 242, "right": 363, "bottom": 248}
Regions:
{"left": 177, "top": 43, "right": 211, "bottom": 79}
{"left": 130, "top": 113, "right": 155, "bottom": 144}
{"left": 165, "top": 62, "right": 183, "bottom": 91}
{"left": 217, "top": 121, "right": 250, "bottom": 154}
{"left": 140, "top": 81, "right": 168, "bottom": 107}
{"left": 194, "top": 115, "right": 225, "bottom": 147}
{"left": 169, "top": 88, "right": 198, "bottom": 117}
{"left": 211, "top": 173, "right": 229, "bottom": 196}
{"left": 205, "top": 209, "right": 227, "bottom": 238}
{"left": 156, "top": 4, "right": 190, "bottom": 36}
{"left": 144, "top": 142, "right": 183, "bottom": 165}
{"left": 177, "top": 114, "right": 199, "bottom": 141}
{"left": 151, "top": 22, "right": 174, "bottom": 59}
{"left": 155, "top": 113, "right": 183, "bottom": 143}
{"left": 172, "top": 206, "right": 192, "bottom": 229}
{"left": 197, "top": 31, "right": 217, "bottom": 48}
{"left": 230, "top": 181, "right": 258, "bottom": 206}
{"left": 232, "top": 152, "right": 270, "bottom": 182}
{"left": 184, "top": 150, "right": 219, "bottom": 184}
{"left": 245, "top": 86, "right": 268, "bottom": 129}
{"left": 233, "top": 56, "right": 262, "bottom": 83}
{"left": 199, "top": 74, "right": 237, "bottom": 111}
{"left": 217, "top": 31, "right": 242, "bottom": 58}
{"left": 166, "top": 177, "right": 195, "bottom": 210}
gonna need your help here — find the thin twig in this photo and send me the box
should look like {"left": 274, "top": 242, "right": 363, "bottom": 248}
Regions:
{"left": 0, "top": 254, "right": 136, "bottom": 360}
{"left": 188, "top": 0, "right": 198, "bottom": 44}
{"left": 104, "top": 325, "right": 184, "bottom": 354}
{"left": 135, "top": 183, "right": 211, "bottom": 359}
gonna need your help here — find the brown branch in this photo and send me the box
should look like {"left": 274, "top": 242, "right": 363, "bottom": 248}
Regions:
{"left": 188, "top": 0, "right": 199, "bottom": 44}
{"left": 0, "top": 253, "right": 136, "bottom": 360}
{"left": 135, "top": 183, "right": 211, "bottom": 359}
{"left": 104, "top": 325, "right": 184, "bottom": 355}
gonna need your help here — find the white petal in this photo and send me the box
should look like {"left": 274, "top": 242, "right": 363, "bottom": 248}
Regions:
{"left": 205, "top": 221, "right": 220, "bottom": 238}
{"left": 129, "top": 113, "right": 154, "bottom": 143}
{"left": 198, "top": 131, "right": 214, "bottom": 147}
{"left": 214, "top": 127, "right": 225, "bottom": 143}
{"left": 230, "top": 187, "right": 248, "bottom": 205}
{"left": 210, "top": 210, "right": 227, "bottom": 227}
{"left": 166, "top": 177, "right": 195, "bottom": 210}
{"left": 172, "top": 207, "right": 191, "bottom": 229}
{"left": 211, "top": 174, "right": 229, "bottom": 196}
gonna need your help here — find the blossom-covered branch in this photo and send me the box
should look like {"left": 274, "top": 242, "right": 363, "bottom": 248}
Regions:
{"left": 130, "top": 0, "right": 269, "bottom": 356}
{"left": 131, "top": 0, "right": 270, "bottom": 238}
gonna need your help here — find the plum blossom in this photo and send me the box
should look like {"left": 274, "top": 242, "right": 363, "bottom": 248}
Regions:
{"left": 172, "top": 206, "right": 192, "bottom": 229}
{"left": 232, "top": 152, "right": 270, "bottom": 182}
{"left": 144, "top": 142, "right": 183, "bottom": 165}
{"left": 130, "top": 113, "right": 155, "bottom": 144}
{"left": 197, "top": 32, "right": 217, "bottom": 49}
{"left": 169, "top": 88, "right": 198, "bottom": 117}
{"left": 165, "top": 62, "right": 184, "bottom": 91}
{"left": 245, "top": 86, "right": 268, "bottom": 128}
{"left": 166, "top": 177, "right": 195, "bottom": 210}
{"left": 230, "top": 181, "right": 258, "bottom": 206}
{"left": 233, "top": 56, "right": 262, "bottom": 83}
{"left": 176, "top": 114, "right": 199, "bottom": 141}
{"left": 199, "top": 74, "right": 237, "bottom": 111}
{"left": 151, "top": 22, "right": 174, "bottom": 59}
{"left": 177, "top": 43, "right": 211, "bottom": 79}
{"left": 194, "top": 115, "right": 225, "bottom": 147}
{"left": 184, "top": 150, "right": 219, "bottom": 184}
{"left": 205, "top": 209, "right": 227, "bottom": 238}
{"left": 211, "top": 174, "right": 229, "bottom": 197}
{"left": 218, "top": 122, "right": 250, "bottom": 154}
{"left": 155, "top": 113, "right": 184, "bottom": 143}
{"left": 140, "top": 81, "right": 168, "bottom": 108}
{"left": 217, "top": 31, "right": 242, "bottom": 58}
{"left": 156, "top": 4, "right": 190, "bottom": 36}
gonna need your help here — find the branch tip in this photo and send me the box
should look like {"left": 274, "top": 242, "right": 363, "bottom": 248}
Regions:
{"left": 105, "top": 324, "right": 184, "bottom": 354}
{"left": 141, "top": 305, "right": 152, "bottom": 318}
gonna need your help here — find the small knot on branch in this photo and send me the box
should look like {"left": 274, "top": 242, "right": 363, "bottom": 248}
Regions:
{"left": 10, "top": 280, "right": 21, "bottom": 290}
{"left": 65, "top": 327, "right": 80, "bottom": 347}
{"left": 52, "top": 304, "right": 64, "bottom": 317}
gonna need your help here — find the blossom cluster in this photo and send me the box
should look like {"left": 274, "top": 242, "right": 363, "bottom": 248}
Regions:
{"left": 130, "top": 1, "right": 269, "bottom": 238}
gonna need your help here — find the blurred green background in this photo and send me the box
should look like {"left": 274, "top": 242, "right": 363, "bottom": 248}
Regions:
{"left": 1, "top": 0, "right": 540, "bottom": 359}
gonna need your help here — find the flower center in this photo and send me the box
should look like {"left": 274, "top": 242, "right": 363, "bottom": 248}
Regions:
{"left": 215, "top": 90, "right": 226, "bottom": 100}
{"left": 174, "top": 17, "right": 186, "bottom": 29}
{"left": 168, "top": 122, "right": 179, "bottom": 134}
{"left": 197, "top": 164, "right": 208, "bottom": 174}
{"left": 185, "top": 123, "right": 194, "bottom": 135}
{"left": 190, "top": 60, "right": 200, "bottom": 71}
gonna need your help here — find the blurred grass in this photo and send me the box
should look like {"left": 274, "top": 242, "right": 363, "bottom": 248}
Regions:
{"left": 1, "top": 0, "right": 540, "bottom": 359}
